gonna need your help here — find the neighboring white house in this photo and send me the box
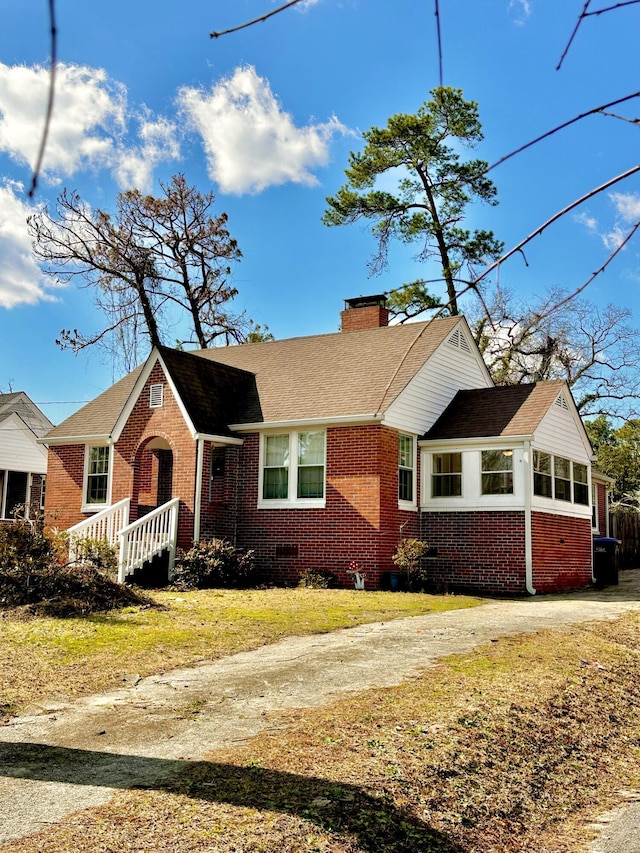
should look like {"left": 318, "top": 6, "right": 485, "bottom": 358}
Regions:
{"left": 0, "top": 392, "right": 52, "bottom": 520}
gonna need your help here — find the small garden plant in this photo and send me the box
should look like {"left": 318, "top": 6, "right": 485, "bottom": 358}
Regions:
{"left": 392, "top": 537, "right": 429, "bottom": 589}
{"left": 172, "top": 538, "right": 256, "bottom": 589}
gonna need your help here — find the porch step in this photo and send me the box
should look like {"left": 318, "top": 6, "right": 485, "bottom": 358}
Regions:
{"left": 130, "top": 548, "right": 170, "bottom": 588}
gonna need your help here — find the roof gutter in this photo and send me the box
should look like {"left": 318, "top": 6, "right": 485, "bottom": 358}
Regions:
{"left": 524, "top": 438, "right": 536, "bottom": 596}
{"left": 228, "top": 414, "right": 384, "bottom": 432}
{"left": 193, "top": 432, "right": 244, "bottom": 446}
{"left": 38, "top": 433, "right": 115, "bottom": 446}
{"left": 419, "top": 434, "right": 534, "bottom": 449}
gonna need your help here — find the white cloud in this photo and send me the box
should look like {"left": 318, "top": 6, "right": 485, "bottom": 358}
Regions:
{"left": 576, "top": 193, "right": 640, "bottom": 252}
{"left": 508, "top": 0, "right": 531, "bottom": 25}
{"left": 177, "top": 65, "right": 349, "bottom": 194}
{"left": 0, "top": 62, "right": 126, "bottom": 177}
{"left": 0, "top": 62, "right": 180, "bottom": 191}
{"left": 113, "top": 116, "right": 181, "bottom": 192}
{"left": 610, "top": 191, "right": 640, "bottom": 222}
{"left": 0, "top": 181, "right": 61, "bottom": 308}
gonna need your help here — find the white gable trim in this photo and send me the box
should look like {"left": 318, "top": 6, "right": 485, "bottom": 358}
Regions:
{"left": 384, "top": 317, "right": 493, "bottom": 433}
{"left": 110, "top": 349, "right": 197, "bottom": 442}
{"left": 0, "top": 412, "right": 49, "bottom": 473}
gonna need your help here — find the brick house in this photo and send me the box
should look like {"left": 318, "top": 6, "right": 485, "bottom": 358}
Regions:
{"left": 0, "top": 392, "right": 52, "bottom": 521}
{"left": 41, "top": 297, "right": 603, "bottom": 593}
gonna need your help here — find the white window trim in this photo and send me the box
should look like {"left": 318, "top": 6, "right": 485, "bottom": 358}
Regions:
{"left": 398, "top": 433, "right": 417, "bottom": 511}
{"left": 81, "top": 444, "right": 113, "bottom": 513}
{"left": 258, "top": 430, "right": 326, "bottom": 509}
{"left": 533, "top": 449, "right": 591, "bottom": 509}
{"left": 592, "top": 483, "right": 600, "bottom": 532}
{"left": 480, "top": 448, "right": 515, "bottom": 497}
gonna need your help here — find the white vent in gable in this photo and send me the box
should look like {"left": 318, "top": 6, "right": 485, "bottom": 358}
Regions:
{"left": 149, "top": 383, "right": 164, "bottom": 408}
{"left": 448, "top": 328, "right": 471, "bottom": 353}
{"left": 554, "top": 392, "right": 569, "bottom": 411}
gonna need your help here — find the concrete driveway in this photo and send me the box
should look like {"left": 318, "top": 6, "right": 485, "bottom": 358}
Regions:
{"left": 2, "top": 572, "right": 640, "bottom": 849}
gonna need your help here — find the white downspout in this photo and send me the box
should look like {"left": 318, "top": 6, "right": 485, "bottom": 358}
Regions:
{"left": 524, "top": 440, "right": 536, "bottom": 595}
{"left": 193, "top": 437, "right": 204, "bottom": 543}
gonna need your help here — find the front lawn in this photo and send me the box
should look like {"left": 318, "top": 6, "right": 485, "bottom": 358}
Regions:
{"left": 0, "top": 587, "right": 482, "bottom": 715}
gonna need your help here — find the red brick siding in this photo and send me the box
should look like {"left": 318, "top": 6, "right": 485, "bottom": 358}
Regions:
{"left": 340, "top": 305, "right": 389, "bottom": 332}
{"left": 531, "top": 511, "right": 593, "bottom": 592}
{"left": 229, "top": 425, "right": 417, "bottom": 588}
{"left": 45, "top": 444, "right": 85, "bottom": 529}
{"left": 45, "top": 362, "right": 199, "bottom": 547}
{"left": 421, "top": 511, "right": 528, "bottom": 594}
{"left": 594, "top": 481, "right": 608, "bottom": 535}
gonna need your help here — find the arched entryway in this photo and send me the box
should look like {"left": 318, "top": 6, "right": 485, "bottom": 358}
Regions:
{"left": 133, "top": 436, "right": 174, "bottom": 520}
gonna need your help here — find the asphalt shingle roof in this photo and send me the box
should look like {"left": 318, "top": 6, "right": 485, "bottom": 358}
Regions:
{"left": 45, "top": 317, "right": 466, "bottom": 441}
{"left": 423, "top": 381, "right": 567, "bottom": 440}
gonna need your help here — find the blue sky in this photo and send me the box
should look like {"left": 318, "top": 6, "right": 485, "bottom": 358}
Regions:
{"left": 1, "top": 0, "right": 639, "bottom": 423}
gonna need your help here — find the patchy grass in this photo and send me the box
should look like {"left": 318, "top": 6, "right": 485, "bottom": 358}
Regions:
{"left": 6, "top": 612, "right": 640, "bottom": 853}
{"left": 0, "top": 587, "right": 481, "bottom": 714}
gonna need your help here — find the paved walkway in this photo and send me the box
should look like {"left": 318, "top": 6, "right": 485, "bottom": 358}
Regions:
{"left": 2, "top": 573, "right": 640, "bottom": 849}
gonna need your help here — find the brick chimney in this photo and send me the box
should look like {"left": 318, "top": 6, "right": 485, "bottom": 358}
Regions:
{"left": 341, "top": 294, "right": 389, "bottom": 332}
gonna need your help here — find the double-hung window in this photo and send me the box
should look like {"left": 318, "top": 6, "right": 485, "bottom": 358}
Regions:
{"left": 553, "top": 456, "right": 572, "bottom": 502}
{"left": 398, "top": 434, "right": 415, "bottom": 504}
{"left": 533, "top": 451, "right": 552, "bottom": 498}
{"left": 432, "top": 452, "right": 462, "bottom": 497}
{"left": 85, "top": 446, "right": 110, "bottom": 508}
{"left": 481, "top": 449, "right": 514, "bottom": 495}
{"left": 261, "top": 431, "right": 325, "bottom": 505}
{"left": 573, "top": 463, "right": 589, "bottom": 506}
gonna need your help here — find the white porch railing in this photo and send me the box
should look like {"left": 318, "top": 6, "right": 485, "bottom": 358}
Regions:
{"left": 67, "top": 498, "right": 130, "bottom": 563}
{"left": 117, "top": 498, "right": 180, "bottom": 583}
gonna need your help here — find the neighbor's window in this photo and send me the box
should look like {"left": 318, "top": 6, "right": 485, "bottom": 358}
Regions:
{"left": 432, "top": 452, "right": 462, "bottom": 497}
{"left": 398, "top": 434, "right": 414, "bottom": 503}
{"left": 554, "top": 456, "right": 572, "bottom": 502}
{"left": 533, "top": 450, "right": 552, "bottom": 498}
{"left": 86, "top": 446, "right": 110, "bottom": 505}
{"left": 481, "top": 449, "right": 514, "bottom": 495}
{"left": 262, "top": 431, "right": 325, "bottom": 503}
{"left": 573, "top": 462, "right": 589, "bottom": 506}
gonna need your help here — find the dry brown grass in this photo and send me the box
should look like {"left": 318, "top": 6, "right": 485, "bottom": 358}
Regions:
{"left": 4, "top": 612, "right": 640, "bottom": 852}
{"left": 0, "top": 587, "right": 480, "bottom": 715}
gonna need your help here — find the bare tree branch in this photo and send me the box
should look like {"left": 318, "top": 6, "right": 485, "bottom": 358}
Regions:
{"left": 584, "top": 1, "right": 640, "bottom": 16}
{"left": 557, "top": 0, "right": 640, "bottom": 69}
{"left": 434, "top": 0, "right": 443, "bottom": 88}
{"left": 28, "top": 0, "right": 57, "bottom": 198}
{"left": 488, "top": 92, "right": 640, "bottom": 172}
{"left": 474, "top": 165, "right": 640, "bottom": 290}
{"left": 557, "top": 0, "right": 591, "bottom": 70}
{"left": 540, "top": 219, "right": 640, "bottom": 318}
{"left": 210, "top": 0, "right": 305, "bottom": 39}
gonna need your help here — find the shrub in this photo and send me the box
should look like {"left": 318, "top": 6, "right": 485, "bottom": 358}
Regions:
{"left": 0, "top": 516, "right": 144, "bottom": 615}
{"left": 297, "top": 568, "right": 337, "bottom": 589}
{"left": 68, "top": 536, "right": 118, "bottom": 579}
{"left": 392, "top": 537, "right": 430, "bottom": 590}
{"left": 172, "top": 538, "right": 256, "bottom": 589}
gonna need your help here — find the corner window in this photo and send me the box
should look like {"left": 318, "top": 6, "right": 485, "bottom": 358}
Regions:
{"left": 481, "top": 449, "right": 514, "bottom": 495}
{"left": 261, "top": 431, "right": 325, "bottom": 505}
{"left": 533, "top": 451, "right": 552, "bottom": 498}
{"left": 85, "top": 446, "right": 110, "bottom": 506}
{"left": 534, "top": 450, "right": 590, "bottom": 507}
{"left": 432, "top": 452, "right": 462, "bottom": 497}
{"left": 398, "top": 434, "right": 414, "bottom": 503}
{"left": 554, "top": 456, "right": 572, "bottom": 502}
{"left": 573, "top": 463, "right": 589, "bottom": 506}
